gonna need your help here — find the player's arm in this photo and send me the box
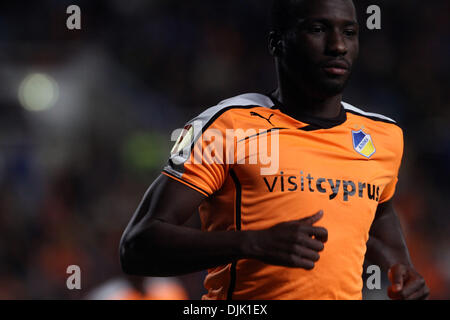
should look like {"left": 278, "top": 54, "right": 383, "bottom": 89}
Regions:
{"left": 119, "top": 174, "right": 327, "bottom": 277}
{"left": 366, "top": 199, "right": 429, "bottom": 300}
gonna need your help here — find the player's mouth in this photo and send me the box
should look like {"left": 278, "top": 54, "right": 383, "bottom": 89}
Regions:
{"left": 321, "top": 60, "right": 350, "bottom": 76}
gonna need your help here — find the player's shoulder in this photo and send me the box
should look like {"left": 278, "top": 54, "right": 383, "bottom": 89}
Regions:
{"left": 343, "top": 101, "right": 403, "bottom": 152}
{"left": 186, "top": 93, "right": 275, "bottom": 130}
{"left": 216, "top": 92, "right": 274, "bottom": 110}
{"left": 342, "top": 101, "right": 402, "bottom": 131}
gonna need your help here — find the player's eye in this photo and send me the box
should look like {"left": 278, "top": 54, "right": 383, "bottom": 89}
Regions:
{"left": 343, "top": 28, "right": 357, "bottom": 37}
{"left": 308, "top": 25, "right": 325, "bottom": 34}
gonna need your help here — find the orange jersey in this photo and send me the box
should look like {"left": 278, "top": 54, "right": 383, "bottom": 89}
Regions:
{"left": 162, "top": 93, "right": 403, "bottom": 300}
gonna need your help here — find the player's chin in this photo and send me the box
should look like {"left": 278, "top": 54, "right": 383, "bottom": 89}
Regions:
{"left": 317, "top": 79, "right": 348, "bottom": 96}
{"left": 307, "top": 69, "right": 347, "bottom": 91}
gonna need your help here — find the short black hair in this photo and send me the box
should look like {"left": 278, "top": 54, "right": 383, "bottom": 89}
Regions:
{"left": 271, "top": 0, "right": 357, "bottom": 33}
{"left": 271, "top": 0, "right": 305, "bottom": 33}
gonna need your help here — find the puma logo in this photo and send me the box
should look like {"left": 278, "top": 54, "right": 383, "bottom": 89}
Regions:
{"left": 250, "top": 112, "right": 275, "bottom": 126}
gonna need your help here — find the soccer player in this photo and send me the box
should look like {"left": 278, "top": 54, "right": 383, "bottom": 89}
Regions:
{"left": 120, "top": 0, "right": 429, "bottom": 300}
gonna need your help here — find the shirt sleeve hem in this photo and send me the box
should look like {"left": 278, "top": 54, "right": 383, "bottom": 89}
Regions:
{"left": 162, "top": 170, "right": 211, "bottom": 197}
{"left": 378, "top": 193, "right": 394, "bottom": 204}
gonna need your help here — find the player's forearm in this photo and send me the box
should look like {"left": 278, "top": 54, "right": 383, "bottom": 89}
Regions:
{"left": 366, "top": 202, "right": 413, "bottom": 271}
{"left": 366, "top": 235, "right": 412, "bottom": 271}
{"left": 120, "top": 219, "right": 251, "bottom": 277}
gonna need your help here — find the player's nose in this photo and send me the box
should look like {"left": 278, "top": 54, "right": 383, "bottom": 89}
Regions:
{"left": 326, "top": 30, "right": 347, "bottom": 56}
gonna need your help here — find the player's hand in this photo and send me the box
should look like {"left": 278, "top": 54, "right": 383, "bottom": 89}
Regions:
{"left": 387, "top": 263, "right": 429, "bottom": 300}
{"left": 246, "top": 210, "right": 328, "bottom": 270}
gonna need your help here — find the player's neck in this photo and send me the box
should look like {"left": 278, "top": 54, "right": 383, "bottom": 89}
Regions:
{"left": 272, "top": 85, "right": 343, "bottom": 120}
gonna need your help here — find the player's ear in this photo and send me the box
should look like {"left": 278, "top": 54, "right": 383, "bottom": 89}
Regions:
{"left": 268, "top": 31, "right": 284, "bottom": 57}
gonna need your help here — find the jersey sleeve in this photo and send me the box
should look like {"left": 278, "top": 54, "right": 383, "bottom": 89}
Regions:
{"left": 162, "top": 111, "right": 235, "bottom": 197}
{"left": 378, "top": 127, "right": 404, "bottom": 203}
{"left": 379, "top": 176, "right": 398, "bottom": 203}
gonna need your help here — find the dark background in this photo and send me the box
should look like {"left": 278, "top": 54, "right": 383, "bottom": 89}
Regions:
{"left": 0, "top": 0, "right": 448, "bottom": 299}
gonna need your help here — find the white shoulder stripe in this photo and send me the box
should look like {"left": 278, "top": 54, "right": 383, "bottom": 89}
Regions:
{"left": 342, "top": 102, "right": 396, "bottom": 123}
{"left": 193, "top": 93, "right": 274, "bottom": 126}
{"left": 217, "top": 93, "right": 274, "bottom": 109}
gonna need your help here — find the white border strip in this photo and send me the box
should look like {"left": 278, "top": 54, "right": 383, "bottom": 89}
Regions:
{"left": 342, "top": 102, "right": 396, "bottom": 123}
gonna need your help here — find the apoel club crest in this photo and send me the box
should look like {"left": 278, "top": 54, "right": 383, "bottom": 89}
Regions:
{"left": 352, "top": 129, "right": 376, "bottom": 158}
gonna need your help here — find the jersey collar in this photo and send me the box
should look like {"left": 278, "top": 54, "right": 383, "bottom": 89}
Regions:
{"left": 267, "top": 93, "right": 347, "bottom": 130}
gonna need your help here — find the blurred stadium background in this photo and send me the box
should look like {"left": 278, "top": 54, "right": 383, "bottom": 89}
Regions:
{"left": 0, "top": 0, "right": 448, "bottom": 299}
